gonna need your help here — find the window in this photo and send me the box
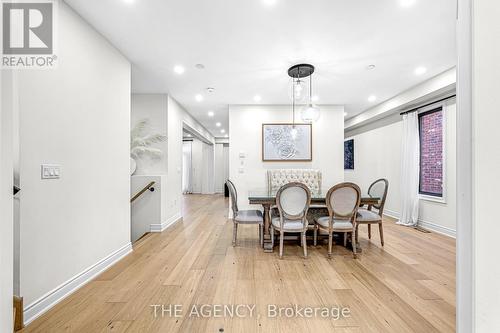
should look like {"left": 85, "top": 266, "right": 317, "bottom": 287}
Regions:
{"left": 418, "top": 107, "right": 444, "bottom": 198}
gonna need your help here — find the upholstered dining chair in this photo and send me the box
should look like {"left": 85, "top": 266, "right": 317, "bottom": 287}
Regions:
{"left": 271, "top": 182, "right": 311, "bottom": 259}
{"left": 356, "top": 179, "right": 389, "bottom": 246}
{"left": 313, "top": 183, "right": 361, "bottom": 259}
{"left": 226, "top": 180, "right": 264, "bottom": 247}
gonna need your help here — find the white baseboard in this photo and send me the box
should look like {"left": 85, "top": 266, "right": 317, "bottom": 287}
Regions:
{"left": 383, "top": 209, "right": 456, "bottom": 238}
{"left": 417, "top": 219, "right": 456, "bottom": 238}
{"left": 150, "top": 213, "right": 182, "bottom": 232}
{"left": 23, "top": 242, "right": 133, "bottom": 325}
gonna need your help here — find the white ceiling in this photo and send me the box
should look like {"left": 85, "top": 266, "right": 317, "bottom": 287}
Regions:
{"left": 65, "top": 0, "right": 456, "bottom": 137}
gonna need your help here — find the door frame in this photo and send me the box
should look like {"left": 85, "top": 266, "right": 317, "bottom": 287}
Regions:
{"left": 456, "top": 0, "right": 473, "bottom": 331}
{"left": 1, "top": 69, "right": 15, "bottom": 332}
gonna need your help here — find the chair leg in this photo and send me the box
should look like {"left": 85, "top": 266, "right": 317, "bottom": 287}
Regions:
{"left": 368, "top": 224, "right": 371, "bottom": 239}
{"left": 232, "top": 222, "right": 238, "bottom": 247}
{"left": 302, "top": 232, "right": 308, "bottom": 258}
{"left": 313, "top": 225, "right": 318, "bottom": 246}
{"left": 355, "top": 225, "right": 359, "bottom": 244}
{"left": 352, "top": 231, "right": 357, "bottom": 259}
{"left": 343, "top": 232, "right": 347, "bottom": 247}
{"left": 279, "top": 231, "right": 284, "bottom": 259}
{"left": 271, "top": 226, "right": 275, "bottom": 248}
{"left": 328, "top": 232, "right": 333, "bottom": 258}
{"left": 379, "top": 223, "right": 384, "bottom": 246}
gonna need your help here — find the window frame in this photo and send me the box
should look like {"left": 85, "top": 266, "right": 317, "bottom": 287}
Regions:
{"left": 417, "top": 103, "right": 447, "bottom": 204}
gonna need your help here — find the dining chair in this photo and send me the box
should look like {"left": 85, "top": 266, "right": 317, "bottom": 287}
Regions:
{"left": 356, "top": 178, "right": 389, "bottom": 246}
{"left": 226, "top": 180, "right": 264, "bottom": 247}
{"left": 271, "top": 182, "right": 311, "bottom": 259}
{"left": 313, "top": 183, "right": 361, "bottom": 259}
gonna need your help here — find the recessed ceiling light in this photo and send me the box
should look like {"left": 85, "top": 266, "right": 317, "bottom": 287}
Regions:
{"left": 414, "top": 66, "right": 427, "bottom": 75}
{"left": 195, "top": 94, "right": 204, "bottom": 102}
{"left": 208, "top": 111, "right": 215, "bottom": 117}
{"left": 367, "top": 64, "right": 376, "bottom": 70}
{"left": 344, "top": 112, "right": 348, "bottom": 116}
{"left": 368, "top": 95, "right": 377, "bottom": 102}
{"left": 253, "top": 95, "right": 262, "bottom": 102}
{"left": 221, "top": 129, "right": 225, "bottom": 134}
{"left": 400, "top": 0, "right": 416, "bottom": 7}
{"left": 186, "top": 134, "right": 192, "bottom": 137}
{"left": 173, "top": 65, "right": 185, "bottom": 74}
{"left": 262, "top": 0, "right": 277, "bottom": 6}
{"left": 311, "top": 95, "right": 319, "bottom": 102}
{"left": 216, "top": 122, "right": 221, "bottom": 127}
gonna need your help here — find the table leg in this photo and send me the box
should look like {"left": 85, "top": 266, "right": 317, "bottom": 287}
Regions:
{"left": 262, "top": 204, "right": 273, "bottom": 252}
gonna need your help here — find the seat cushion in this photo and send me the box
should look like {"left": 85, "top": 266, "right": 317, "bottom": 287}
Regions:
{"left": 234, "top": 210, "right": 263, "bottom": 224}
{"left": 271, "top": 217, "right": 306, "bottom": 231}
{"left": 315, "top": 216, "right": 353, "bottom": 230}
{"left": 356, "top": 208, "right": 382, "bottom": 222}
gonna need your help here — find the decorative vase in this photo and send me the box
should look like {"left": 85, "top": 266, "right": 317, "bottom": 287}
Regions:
{"left": 130, "top": 157, "right": 137, "bottom": 175}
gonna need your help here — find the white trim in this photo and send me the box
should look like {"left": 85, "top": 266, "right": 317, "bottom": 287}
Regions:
{"left": 418, "top": 219, "right": 456, "bottom": 238}
{"left": 456, "top": 0, "right": 473, "bottom": 331}
{"left": 23, "top": 242, "right": 133, "bottom": 325}
{"left": 383, "top": 208, "right": 456, "bottom": 238}
{"left": 150, "top": 213, "right": 182, "bottom": 232}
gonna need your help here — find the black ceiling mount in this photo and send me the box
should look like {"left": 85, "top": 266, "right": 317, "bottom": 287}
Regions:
{"left": 288, "top": 64, "right": 315, "bottom": 78}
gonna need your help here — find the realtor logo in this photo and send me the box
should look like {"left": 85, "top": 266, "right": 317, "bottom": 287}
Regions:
{"left": 1, "top": 0, "right": 57, "bottom": 68}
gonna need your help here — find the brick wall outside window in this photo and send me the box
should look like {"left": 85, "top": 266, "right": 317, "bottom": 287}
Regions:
{"left": 419, "top": 108, "right": 443, "bottom": 197}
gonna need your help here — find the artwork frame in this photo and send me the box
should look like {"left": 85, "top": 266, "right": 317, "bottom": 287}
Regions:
{"left": 262, "top": 123, "right": 312, "bottom": 162}
{"left": 344, "top": 139, "right": 354, "bottom": 170}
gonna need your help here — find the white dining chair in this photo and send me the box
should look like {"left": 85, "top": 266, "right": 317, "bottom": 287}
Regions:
{"left": 271, "top": 182, "right": 311, "bottom": 259}
{"left": 226, "top": 180, "right": 264, "bottom": 247}
{"left": 314, "top": 182, "right": 361, "bottom": 258}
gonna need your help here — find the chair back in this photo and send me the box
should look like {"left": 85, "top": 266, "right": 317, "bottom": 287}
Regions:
{"left": 368, "top": 178, "right": 389, "bottom": 215}
{"left": 226, "top": 180, "right": 239, "bottom": 215}
{"left": 276, "top": 182, "right": 311, "bottom": 227}
{"left": 326, "top": 182, "right": 361, "bottom": 221}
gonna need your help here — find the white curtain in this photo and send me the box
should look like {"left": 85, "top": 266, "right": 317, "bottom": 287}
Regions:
{"left": 397, "top": 112, "right": 420, "bottom": 226}
{"left": 182, "top": 141, "right": 193, "bottom": 194}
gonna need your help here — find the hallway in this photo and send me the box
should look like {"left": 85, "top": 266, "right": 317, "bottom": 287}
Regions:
{"left": 21, "top": 195, "right": 455, "bottom": 332}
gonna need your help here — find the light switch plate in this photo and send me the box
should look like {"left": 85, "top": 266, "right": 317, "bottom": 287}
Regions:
{"left": 41, "top": 164, "right": 61, "bottom": 179}
{"left": 239, "top": 151, "right": 246, "bottom": 158}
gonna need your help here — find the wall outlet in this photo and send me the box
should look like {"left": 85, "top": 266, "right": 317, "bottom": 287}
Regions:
{"left": 41, "top": 164, "right": 61, "bottom": 179}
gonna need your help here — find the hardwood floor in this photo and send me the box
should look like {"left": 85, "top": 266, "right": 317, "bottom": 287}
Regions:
{"left": 22, "top": 194, "right": 456, "bottom": 333}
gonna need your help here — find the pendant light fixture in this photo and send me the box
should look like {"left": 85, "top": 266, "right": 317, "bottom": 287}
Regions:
{"left": 287, "top": 64, "right": 320, "bottom": 123}
{"left": 301, "top": 71, "right": 321, "bottom": 123}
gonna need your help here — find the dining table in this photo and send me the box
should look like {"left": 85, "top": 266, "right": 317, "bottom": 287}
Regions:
{"left": 248, "top": 188, "right": 380, "bottom": 253}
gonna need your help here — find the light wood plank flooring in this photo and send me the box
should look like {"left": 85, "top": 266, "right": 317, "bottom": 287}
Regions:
{"left": 22, "top": 194, "right": 455, "bottom": 333}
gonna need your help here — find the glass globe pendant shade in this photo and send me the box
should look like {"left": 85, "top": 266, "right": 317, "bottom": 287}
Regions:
{"left": 301, "top": 104, "right": 321, "bottom": 123}
{"left": 289, "top": 78, "right": 308, "bottom": 104}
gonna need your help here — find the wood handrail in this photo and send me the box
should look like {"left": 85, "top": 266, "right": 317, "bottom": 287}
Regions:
{"left": 130, "top": 181, "right": 155, "bottom": 203}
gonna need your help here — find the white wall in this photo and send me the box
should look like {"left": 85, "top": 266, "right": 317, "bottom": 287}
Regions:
{"left": 16, "top": 2, "right": 131, "bottom": 322}
{"left": 345, "top": 100, "right": 457, "bottom": 237}
{"left": 0, "top": 70, "right": 14, "bottom": 333}
{"left": 472, "top": 1, "right": 500, "bottom": 330}
{"left": 131, "top": 94, "right": 168, "bottom": 175}
{"left": 229, "top": 105, "right": 345, "bottom": 211}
